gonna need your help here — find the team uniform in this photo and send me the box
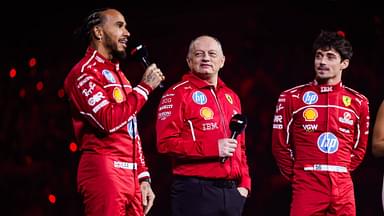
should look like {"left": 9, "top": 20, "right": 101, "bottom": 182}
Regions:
{"left": 272, "top": 81, "right": 369, "bottom": 215}
{"left": 64, "top": 47, "right": 152, "bottom": 216}
{"left": 156, "top": 72, "right": 251, "bottom": 216}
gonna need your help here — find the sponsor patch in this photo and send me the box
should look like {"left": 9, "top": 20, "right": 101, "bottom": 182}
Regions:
{"left": 320, "top": 86, "right": 333, "bottom": 93}
{"left": 77, "top": 76, "right": 93, "bottom": 88}
{"left": 342, "top": 96, "right": 351, "bottom": 106}
{"left": 161, "top": 98, "right": 172, "bottom": 104}
{"left": 273, "top": 115, "right": 283, "bottom": 123}
{"left": 113, "top": 161, "right": 137, "bottom": 170}
{"left": 303, "top": 108, "right": 318, "bottom": 121}
{"left": 339, "top": 128, "right": 350, "bottom": 133}
{"left": 92, "top": 100, "right": 109, "bottom": 113}
{"left": 302, "top": 91, "right": 318, "bottom": 105}
{"left": 102, "top": 69, "right": 116, "bottom": 83}
{"left": 273, "top": 124, "right": 283, "bottom": 129}
{"left": 95, "top": 56, "right": 105, "bottom": 63}
{"left": 88, "top": 92, "right": 105, "bottom": 106}
{"left": 158, "top": 111, "right": 171, "bottom": 120}
{"left": 200, "top": 107, "right": 214, "bottom": 120}
{"left": 113, "top": 87, "right": 124, "bottom": 103}
{"left": 275, "top": 104, "right": 284, "bottom": 113}
{"left": 302, "top": 124, "right": 318, "bottom": 132}
{"left": 158, "top": 104, "right": 173, "bottom": 111}
{"left": 317, "top": 132, "right": 339, "bottom": 154}
{"left": 192, "top": 91, "right": 207, "bottom": 105}
{"left": 202, "top": 122, "right": 219, "bottom": 131}
{"left": 225, "top": 94, "right": 233, "bottom": 104}
{"left": 82, "top": 81, "right": 96, "bottom": 97}
{"left": 339, "top": 112, "right": 353, "bottom": 125}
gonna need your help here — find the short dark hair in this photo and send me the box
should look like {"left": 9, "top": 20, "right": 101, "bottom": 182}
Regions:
{"left": 74, "top": 8, "right": 111, "bottom": 43}
{"left": 312, "top": 30, "right": 353, "bottom": 60}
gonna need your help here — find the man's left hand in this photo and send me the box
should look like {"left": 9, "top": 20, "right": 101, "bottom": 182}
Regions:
{"left": 237, "top": 187, "right": 249, "bottom": 198}
{"left": 140, "top": 181, "right": 155, "bottom": 215}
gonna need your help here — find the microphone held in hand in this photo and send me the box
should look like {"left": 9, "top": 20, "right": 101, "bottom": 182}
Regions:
{"left": 128, "top": 39, "right": 150, "bottom": 67}
{"left": 221, "top": 114, "right": 247, "bottom": 163}
{"left": 127, "top": 38, "right": 163, "bottom": 88}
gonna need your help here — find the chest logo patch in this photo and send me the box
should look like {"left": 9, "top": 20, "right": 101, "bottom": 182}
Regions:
{"left": 102, "top": 69, "right": 116, "bottom": 83}
{"left": 302, "top": 91, "right": 318, "bottom": 105}
{"left": 303, "top": 108, "right": 318, "bottom": 121}
{"left": 225, "top": 94, "right": 233, "bottom": 104}
{"left": 113, "top": 87, "right": 124, "bottom": 103}
{"left": 317, "top": 132, "right": 339, "bottom": 154}
{"left": 192, "top": 91, "right": 207, "bottom": 105}
{"left": 339, "top": 112, "right": 353, "bottom": 125}
{"left": 200, "top": 107, "right": 214, "bottom": 120}
{"left": 342, "top": 96, "right": 352, "bottom": 106}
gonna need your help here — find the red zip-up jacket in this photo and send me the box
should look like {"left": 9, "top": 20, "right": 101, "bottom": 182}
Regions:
{"left": 64, "top": 47, "right": 153, "bottom": 181}
{"left": 156, "top": 72, "right": 251, "bottom": 191}
{"left": 272, "top": 81, "right": 370, "bottom": 180}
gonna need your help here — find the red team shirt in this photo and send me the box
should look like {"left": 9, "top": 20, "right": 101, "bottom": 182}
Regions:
{"left": 272, "top": 81, "right": 369, "bottom": 215}
{"left": 272, "top": 81, "right": 370, "bottom": 179}
{"left": 156, "top": 73, "right": 251, "bottom": 191}
{"left": 64, "top": 47, "right": 153, "bottom": 181}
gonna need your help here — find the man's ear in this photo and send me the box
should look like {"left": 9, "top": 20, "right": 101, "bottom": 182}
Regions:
{"left": 186, "top": 57, "right": 192, "bottom": 68}
{"left": 341, "top": 59, "right": 349, "bottom": 70}
{"left": 220, "top": 55, "right": 225, "bottom": 68}
{"left": 92, "top": 26, "right": 103, "bottom": 40}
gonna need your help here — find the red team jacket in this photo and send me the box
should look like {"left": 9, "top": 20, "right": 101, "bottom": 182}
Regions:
{"left": 156, "top": 73, "right": 251, "bottom": 191}
{"left": 272, "top": 81, "right": 370, "bottom": 180}
{"left": 64, "top": 47, "right": 153, "bottom": 181}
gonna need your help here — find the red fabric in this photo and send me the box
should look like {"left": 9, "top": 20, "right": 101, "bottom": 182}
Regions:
{"left": 78, "top": 154, "right": 144, "bottom": 216}
{"left": 156, "top": 72, "right": 251, "bottom": 191}
{"left": 65, "top": 47, "right": 152, "bottom": 215}
{"left": 272, "top": 81, "right": 369, "bottom": 215}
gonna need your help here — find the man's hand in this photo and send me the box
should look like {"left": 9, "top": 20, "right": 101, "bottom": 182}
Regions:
{"left": 237, "top": 187, "right": 249, "bottom": 198}
{"left": 218, "top": 138, "right": 238, "bottom": 157}
{"left": 140, "top": 181, "right": 155, "bottom": 215}
{"left": 142, "top": 63, "right": 165, "bottom": 89}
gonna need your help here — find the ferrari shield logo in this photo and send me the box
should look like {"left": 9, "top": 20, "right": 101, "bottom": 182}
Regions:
{"left": 225, "top": 94, "right": 233, "bottom": 104}
{"left": 342, "top": 96, "right": 351, "bottom": 107}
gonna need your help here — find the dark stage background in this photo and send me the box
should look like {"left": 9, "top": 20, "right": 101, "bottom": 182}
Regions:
{"left": 2, "top": 1, "right": 384, "bottom": 215}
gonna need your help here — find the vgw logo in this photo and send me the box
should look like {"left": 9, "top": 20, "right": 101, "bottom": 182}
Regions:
{"left": 317, "top": 132, "right": 339, "bottom": 154}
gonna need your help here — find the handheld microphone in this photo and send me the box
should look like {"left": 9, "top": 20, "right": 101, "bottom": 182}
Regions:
{"left": 129, "top": 43, "right": 150, "bottom": 67}
{"left": 221, "top": 114, "right": 247, "bottom": 163}
{"left": 127, "top": 39, "right": 163, "bottom": 88}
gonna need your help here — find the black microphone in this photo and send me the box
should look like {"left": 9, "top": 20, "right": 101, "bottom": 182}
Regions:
{"left": 129, "top": 42, "right": 150, "bottom": 67}
{"left": 221, "top": 114, "right": 247, "bottom": 163}
{"left": 127, "top": 39, "right": 163, "bottom": 88}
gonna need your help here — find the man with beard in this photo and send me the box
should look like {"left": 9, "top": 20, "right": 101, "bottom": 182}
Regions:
{"left": 64, "top": 8, "right": 164, "bottom": 216}
{"left": 272, "top": 30, "right": 370, "bottom": 215}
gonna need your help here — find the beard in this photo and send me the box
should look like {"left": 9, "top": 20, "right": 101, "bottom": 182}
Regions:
{"left": 104, "top": 34, "right": 127, "bottom": 60}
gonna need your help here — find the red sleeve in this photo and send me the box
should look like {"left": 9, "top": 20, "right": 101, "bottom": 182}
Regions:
{"left": 271, "top": 92, "right": 294, "bottom": 181}
{"left": 156, "top": 87, "right": 219, "bottom": 159}
{"left": 349, "top": 97, "right": 370, "bottom": 171}
{"left": 238, "top": 129, "right": 252, "bottom": 191}
{"left": 136, "top": 136, "right": 151, "bottom": 181}
{"left": 65, "top": 70, "right": 152, "bottom": 134}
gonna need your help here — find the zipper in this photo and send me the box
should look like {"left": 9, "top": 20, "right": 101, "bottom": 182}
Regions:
{"left": 210, "top": 87, "right": 232, "bottom": 176}
{"left": 210, "top": 87, "right": 229, "bottom": 137}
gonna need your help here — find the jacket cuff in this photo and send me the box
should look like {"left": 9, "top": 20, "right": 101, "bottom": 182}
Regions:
{"left": 134, "top": 82, "right": 154, "bottom": 100}
{"left": 239, "top": 177, "right": 251, "bottom": 193}
{"left": 138, "top": 171, "right": 151, "bottom": 182}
